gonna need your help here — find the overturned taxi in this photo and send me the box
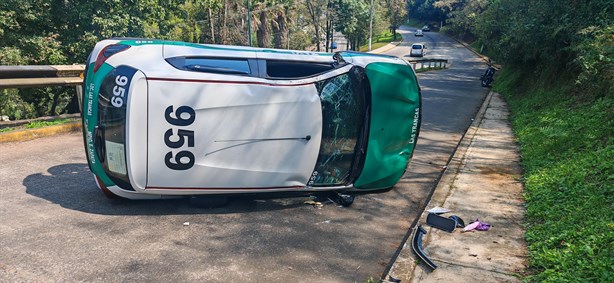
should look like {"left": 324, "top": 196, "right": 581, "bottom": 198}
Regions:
{"left": 82, "top": 39, "right": 421, "bottom": 201}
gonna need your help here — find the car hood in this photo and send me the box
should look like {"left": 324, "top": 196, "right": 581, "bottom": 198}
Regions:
{"left": 145, "top": 79, "right": 322, "bottom": 189}
{"left": 354, "top": 62, "right": 421, "bottom": 189}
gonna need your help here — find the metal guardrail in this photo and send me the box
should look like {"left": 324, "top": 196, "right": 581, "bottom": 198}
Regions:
{"left": 0, "top": 65, "right": 85, "bottom": 88}
{"left": 406, "top": 59, "right": 448, "bottom": 71}
{"left": 0, "top": 65, "right": 86, "bottom": 115}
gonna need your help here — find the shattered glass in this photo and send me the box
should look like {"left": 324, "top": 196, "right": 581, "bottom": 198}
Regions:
{"left": 311, "top": 69, "right": 368, "bottom": 186}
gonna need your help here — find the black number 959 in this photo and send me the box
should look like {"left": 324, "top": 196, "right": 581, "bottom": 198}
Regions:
{"left": 164, "top": 106, "right": 196, "bottom": 170}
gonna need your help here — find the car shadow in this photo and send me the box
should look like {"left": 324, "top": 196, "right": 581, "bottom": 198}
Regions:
{"left": 23, "top": 163, "right": 307, "bottom": 216}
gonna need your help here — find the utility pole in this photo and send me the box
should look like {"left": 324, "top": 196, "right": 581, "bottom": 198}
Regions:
{"left": 247, "top": 0, "right": 252, "bottom": 46}
{"left": 368, "top": 0, "right": 373, "bottom": 51}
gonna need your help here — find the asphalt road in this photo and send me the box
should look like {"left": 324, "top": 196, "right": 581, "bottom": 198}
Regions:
{"left": 0, "top": 28, "right": 489, "bottom": 282}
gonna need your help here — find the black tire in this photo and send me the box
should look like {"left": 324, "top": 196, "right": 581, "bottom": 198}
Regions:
{"left": 336, "top": 194, "right": 355, "bottom": 207}
{"left": 481, "top": 78, "right": 490, "bottom": 87}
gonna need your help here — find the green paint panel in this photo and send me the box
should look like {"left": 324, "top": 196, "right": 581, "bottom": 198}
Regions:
{"left": 354, "top": 62, "right": 421, "bottom": 190}
{"left": 82, "top": 63, "right": 116, "bottom": 187}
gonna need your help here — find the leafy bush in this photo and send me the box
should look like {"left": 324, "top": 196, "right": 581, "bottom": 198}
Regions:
{"left": 0, "top": 89, "right": 36, "bottom": 120}
{"left": 573, "top": 25, "right": 614, "bottom": 97}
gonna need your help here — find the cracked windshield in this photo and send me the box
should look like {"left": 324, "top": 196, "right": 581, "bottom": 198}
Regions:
{"left": 312, "top": 71, "right": 367, "bottom": 186}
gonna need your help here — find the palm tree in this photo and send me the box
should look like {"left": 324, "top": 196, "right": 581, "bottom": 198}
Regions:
{"left": 271, "top": 0, "right": 293, "bottom": 49}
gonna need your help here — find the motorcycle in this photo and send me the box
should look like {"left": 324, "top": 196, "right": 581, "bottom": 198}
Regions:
{"left": 480, "top": 64, "right": 496, "bottom": 87}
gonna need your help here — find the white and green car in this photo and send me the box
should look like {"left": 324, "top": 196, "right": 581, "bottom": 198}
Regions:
{"left": 82, "top": 39, "right": 421, "bottom": 201}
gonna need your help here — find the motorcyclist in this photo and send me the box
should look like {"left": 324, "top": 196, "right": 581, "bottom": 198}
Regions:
{"left": 481, "top": 59, "right": 498, "bottom": 87}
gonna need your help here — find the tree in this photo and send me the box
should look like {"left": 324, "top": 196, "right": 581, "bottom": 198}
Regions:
{"left": 271, "top": 0, "right": 294, "bottom": 49}
{"left": 385, "top": 0, "right": 407, "bottom": 40}
{"left": 304, "top": 0, "right": 329, "bottom": 51}
{"left": 334, "top": 0, "right": 370, "bottom": 50}
{"left": 407, "top": 0, "right": 446, "bottom": 22}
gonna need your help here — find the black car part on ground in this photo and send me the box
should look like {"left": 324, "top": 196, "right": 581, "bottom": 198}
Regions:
{"left": 426, "top": 213, "right": 466, "bottom": 232}
{"left": 411, "top": 224, "right": 437, "bottom": 270}
{"left": 448, "top": 215, "right": 465, "bottom": 228}
{"left": 426, "top": 213, "right": 457, "bottom": 232}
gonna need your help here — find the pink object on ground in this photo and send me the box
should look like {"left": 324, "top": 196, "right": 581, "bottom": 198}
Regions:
{"left": 462, "top": 219, "right": 491, "bottom": 232}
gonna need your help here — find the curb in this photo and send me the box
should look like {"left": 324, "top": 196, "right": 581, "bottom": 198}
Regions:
{"left": 384, "top": 90, "right": 495, "bottom": 282}
{"left": 448, "top": 36, "right": 501, "bottom": 69}
{"left": 448, "top": 37, "right": 489, "bottom": 63}
{"left": 0, "top": 122, "right": 82, "bottom": 143}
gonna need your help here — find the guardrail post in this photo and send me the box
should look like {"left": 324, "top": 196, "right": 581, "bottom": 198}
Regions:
{"left": 75, "top": 85, "right": 83, "bottom": 114}
{"left": 406, "top": 59, "right": 449, "bottom": 72}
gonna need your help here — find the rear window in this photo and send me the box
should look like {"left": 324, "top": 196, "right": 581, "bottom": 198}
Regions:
{"left": 166, "top": 57, "right": 251, "bottom": 75}
{"left": 96, "top": 66, "right": 138, "bottom": 191}
{"left": 267, "top": 60, "right": 335, "bottom": 78}
{"left": 412, "top": 45, "right": 422, "bottom": 49}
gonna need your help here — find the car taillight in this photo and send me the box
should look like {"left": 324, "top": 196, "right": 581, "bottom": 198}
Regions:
{"left": 93, "top": 44, "right": 130, "bottom": 73}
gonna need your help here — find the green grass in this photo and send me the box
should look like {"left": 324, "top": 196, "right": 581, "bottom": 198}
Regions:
{"left": 358, "top": 31, "right": 402, "bottom": 52}
{"left": 24, "top": 118, "right": 73, "bottom": 129}
{"left": 493, "top": 68, "right": 614, "bottom": 282}
{"left": 0, "top": 118, "right": 75, "bottom": 134}
{"left": 0, "top": 127, "right": 15, "bottom": 133}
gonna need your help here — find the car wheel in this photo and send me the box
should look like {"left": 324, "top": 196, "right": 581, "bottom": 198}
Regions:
{"left": 335, "top": 193, "right": 355, "bottom": 207}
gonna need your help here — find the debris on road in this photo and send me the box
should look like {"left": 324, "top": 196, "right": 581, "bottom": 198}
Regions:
{"left": 304, "top": 200, "right": 323, "bottom": 208}
{"left": 427, "top": 206, "right": 450, "bottom": 214}
{"left": 411, "top": 225, "right": 438, "bottom": 270}
{"left": 462, "top": 219, "right": 491, "bottom": 232}
{"left": 426, "top": 213, "right": 457, "bottom": 232}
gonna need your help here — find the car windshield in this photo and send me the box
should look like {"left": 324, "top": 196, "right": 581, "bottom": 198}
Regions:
{"left": 96, "top": 66, "right": 137, "bottom": 190}
{"left": 412, "top": 45, "right": 422, "bottom": 49}
{"left": 310, "top": 68, "right": 369, "bottom": 186}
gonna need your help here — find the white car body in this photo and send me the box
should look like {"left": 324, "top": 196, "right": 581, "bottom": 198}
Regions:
{"left": 83, "top": 39, "right": 422, "bottom": 199}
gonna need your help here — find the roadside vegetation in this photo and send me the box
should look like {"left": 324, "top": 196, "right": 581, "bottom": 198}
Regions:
{"left": 0, "top": 118, "right": 77, "bottom": 133}
{"left": 24, "top": 118, "right": 74, "bottom": 129}
{"left": 358, "top": 31, "right": 402, "bottom": 52}
{"left": 407, "top": 0, "right": 613, "bottom": 281}
{"left": 494, "top": 69, "right": 613, "bottom": 282}
{"left": 1, "top": 0, "right": 407, "bottom": 121}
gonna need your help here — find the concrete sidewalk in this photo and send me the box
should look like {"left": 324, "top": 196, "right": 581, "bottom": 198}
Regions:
{"left": 386, "top": 91, "right": 528, "bottom": 282}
